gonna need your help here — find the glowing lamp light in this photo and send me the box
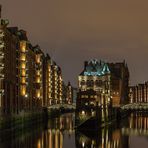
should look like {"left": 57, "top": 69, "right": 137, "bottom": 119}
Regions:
{"left": 82, "top": 142, "right": 85, "bottom": 148}
{"left": 82, "top": 110, "right": 85, "bottom": 115}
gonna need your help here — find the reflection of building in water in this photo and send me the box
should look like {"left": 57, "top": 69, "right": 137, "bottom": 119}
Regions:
{"left": 37, "top": 129, "right": 64, "bottom": 148}
{"left": 36, "top": 113, "right": 75, "bottom": 148}
{"left": 75, "top": 128, "right": 129, "bottom": 148}
{"left": 122, "top": 113, "right": 148, "bottom": 136}
{"left": 0, "top": 113, "right": 75, "bottom": 148}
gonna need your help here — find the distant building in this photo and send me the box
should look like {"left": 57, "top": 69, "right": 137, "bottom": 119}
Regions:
{"left": 51, "top": 62, "right": 60, "bottom": 104}
{"left": 66, "top": 82, "right": 73, "bottom": 104}
{"left": 77, "top": 59, "right": 129, "bottom": 110}
{"left": 129, "top": 82, "right": 148, "bottom": 103}
{"left": 109, "top": 61, "right": 129, "bottom": 107}
{"left": 43, "top": 54, "right": 53, "bottom": 106}
{"left": 62, "top": 82, "right": 67, "bottom": 104}
{"left": 62, "top": 82, "right": 74, "bottom": 105}
{"left": 77, "top": 59, "right": 111, "bottom": 111}
{"left": 72, "top": 87, "right": 78, "bottom": 103}
{"left": 76, "top": 59, "right": 112, "bottom": 124}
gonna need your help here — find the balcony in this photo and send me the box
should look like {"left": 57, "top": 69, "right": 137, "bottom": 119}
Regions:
{"left": 0, "top": 32, "right": 4, "bottom": 38}
{"left": 0, "top": 42, "right": 4, "bottom": 48}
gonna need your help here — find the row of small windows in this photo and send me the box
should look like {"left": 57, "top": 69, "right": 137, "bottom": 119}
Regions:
{"left": 81, "top": 95, "right": 97, "bottom": 98}
{"left": 80, "top": 80, "right": 109, "bottom": 87}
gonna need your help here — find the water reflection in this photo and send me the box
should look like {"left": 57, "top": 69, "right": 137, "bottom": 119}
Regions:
{"left": 43, "top": 113, "right": 75, "bottom": 148}
{"left": 122, "top": 113, "right": 148, "bottom": 136}
{"left": 76, "top": 128, "right": 129, "bottom": 148}
{"left": 0, "top": 112, "right": 148, "bottom": 148}
{"left": 76, "top": 112, "right": 148, "bottom": 148}
{"left": 0, "top": 113, "right": 75, "bottom": 148}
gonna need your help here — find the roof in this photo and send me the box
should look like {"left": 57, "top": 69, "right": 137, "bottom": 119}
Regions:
{"left": 80, "top": 59, "right": 110, "bottom": 76}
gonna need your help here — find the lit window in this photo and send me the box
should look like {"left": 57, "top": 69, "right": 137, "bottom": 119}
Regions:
{"left": 36, "top": 54, "right": 41, "bottom": 63}
{"left": 20, "top": 41, "right": 26, "bottom": 52}
{"left": 36, "top": 70, "right": 40, "bottom": 76}
{"left": 20, "top": 85, "right": 26, "bottom": 96}
{"left": 21, "top": 62, "right": 26, "bottom": 69}
{"left": 85, "top": 95, "right": 88, "bottom": 98}
{"left": 21, "top": 69, "right": 26, "bottom": 76}
{"left": 20, "top": 53, "right": 26, "bottom": 61}
{"left": 36, "top": 90, "right": 41, "bottom": 98}
{"left": 36, "top": 77, "right": 40, "bottom": 83}
{"left": 91, "top": 95, "right": 94, "bottom": 98}
{"left": 21, "top": 77, "right": 26, "bottom": 84}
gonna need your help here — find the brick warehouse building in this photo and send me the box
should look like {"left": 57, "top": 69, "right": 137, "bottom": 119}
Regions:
{"left": 0, "top": 6, "right": 73, "bottom": 115}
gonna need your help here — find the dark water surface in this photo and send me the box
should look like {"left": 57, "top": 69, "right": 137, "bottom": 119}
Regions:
{"left": 0, "top": 112, "right": 148, "bottom": 148}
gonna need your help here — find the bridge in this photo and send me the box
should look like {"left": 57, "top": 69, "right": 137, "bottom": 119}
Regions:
{"left": 47, "top": 103, "right": 76, "bottom": 110}
{"left": 121, "top": 103, "right": 148, "bottom": 110}
{"left": 48, "top": 103, "right": 148, "bottom": 111}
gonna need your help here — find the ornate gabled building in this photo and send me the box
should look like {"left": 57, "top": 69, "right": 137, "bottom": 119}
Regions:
{"left": 77, "top": 59, "right": 111, "bottom": 122}
{"left": 76, "top": 59, "right": 129, "bottom": 123}
{"left": 77, "top": 60, "right": 129, "bottom": 109}
{"left": 78, "top": 59, "right": 111, "bottom": 109}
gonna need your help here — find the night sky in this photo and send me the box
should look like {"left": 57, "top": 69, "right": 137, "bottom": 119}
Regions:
{"left": 1, "top": 0, "right": 148, "bottom": 87}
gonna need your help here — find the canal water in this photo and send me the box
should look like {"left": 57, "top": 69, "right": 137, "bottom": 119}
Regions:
{"left": 0, "top": 112, "right": 148, "bottom": 148}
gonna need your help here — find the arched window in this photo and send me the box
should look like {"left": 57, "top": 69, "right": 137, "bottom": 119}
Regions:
{"left": 86, "top": 80, "right": 94, "bottom": 87}
{"left": 81, "top": 80, "right": 85, "bottom": 86}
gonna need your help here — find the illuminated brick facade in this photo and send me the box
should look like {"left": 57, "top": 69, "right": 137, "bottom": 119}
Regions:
{"left": 0, "top": 7, "right": 66, "bottom": 115}
{"left": 129, "top": 82, "right": 148, "bottom": 103}
{"left": 77, "top": 60, "right": 111, "bottom": 110}
{"left": 66, "top": 82, "right": 73, "bottom": 104}
{"left": 77, "top": 59, "right": 129, "bottom": 110}
{"left": 43, "top": 55, "right": 64, "bottom": 106}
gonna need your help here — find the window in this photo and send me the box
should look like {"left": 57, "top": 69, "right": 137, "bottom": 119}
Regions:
{"left": 20, "top": 85, "right": 26, "bottom": 96}
{"left": 20, "top": 41, "right": 26, "bottom": 52}
{"left": 96, "top": 80, "right": 102, "bottom": 86}
{"left": 87, "top": 80, "right": 94, "bottom": 87}
{"left": 81, "top": 80, "right": 85, "bottom": 86}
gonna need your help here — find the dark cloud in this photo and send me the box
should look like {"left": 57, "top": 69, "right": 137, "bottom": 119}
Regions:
{"left": 1, "top": 0, "right": 148, "bottom": 86}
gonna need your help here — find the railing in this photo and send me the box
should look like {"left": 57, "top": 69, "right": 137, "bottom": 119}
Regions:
{"left": 121, "top": 103, "right": 148, "bottom": 110}
{"left": 47, "top": 103, "right": 76, "bottom": 110}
